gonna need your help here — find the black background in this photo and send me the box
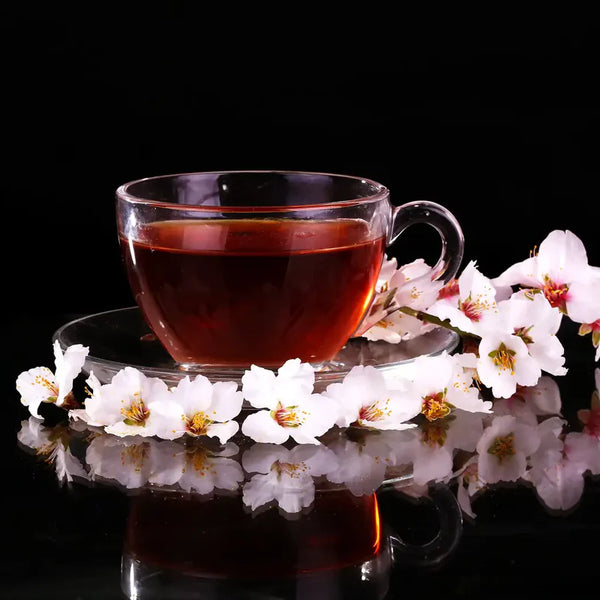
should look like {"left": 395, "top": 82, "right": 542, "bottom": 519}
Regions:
{"left": 5, "top": 8, "right": 599, "bottom": 323}
{"left": 2, "top": 8, "right": 600, "bottom": 599}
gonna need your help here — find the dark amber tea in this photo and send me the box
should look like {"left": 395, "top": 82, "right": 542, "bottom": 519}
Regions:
{"left": 117, "top": 171, "right": 465, "bottom": 368}
{"left": 124, "top": 490, "right": 382, "bottom": 578}
{"left": 120, "top": 218, "right": 385, "bottom": 367}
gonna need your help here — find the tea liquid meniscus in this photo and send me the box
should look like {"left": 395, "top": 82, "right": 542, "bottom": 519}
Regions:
{"left": 120, "top": 218, "right": 385, "bottom": 367}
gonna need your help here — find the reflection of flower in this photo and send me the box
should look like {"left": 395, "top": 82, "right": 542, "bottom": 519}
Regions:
{"left": 148, "top": 440, "right": 244, "bottom": 495}
{"left": 325, "top": 429, "right": 412, "bottom": 495}
{"left": 241, "top": 360, "right": 338, "bottom": 444}
{"left": 86, "top": 434, "right": 153, "bottom": 488}
{"left": 523, "top": 417, "right": 600, "bottom": 511}
{"left": 323, "top": 365, "right": 420, "bottom": 430}
{"left": 491, "top": 377, "right": 563, "bottom": 426}
{"left": 475, "top": 415, "right": 541, "bottom": 483}
{"left": 241, "top": 443, "right": 336, "bottom": 513}
{"left": 17, "top": 417, "right": 88, "bottom": 483}
{"left": 85, "top": 434, "right": 244, "bottom": 494}
{"left": 16, "top": 341, "right": 88, "bottom": 417}
{"left": 455, "top": 456, "right": 486, "bottom": 519}
{"left": 513, "top": 376, "right": 563, "bottom": 417}
{"left": 410, "top": 410, "right": 485, "bottom": 486}
{"left": 455, "top": 375, "right": 596, "bottom": 517}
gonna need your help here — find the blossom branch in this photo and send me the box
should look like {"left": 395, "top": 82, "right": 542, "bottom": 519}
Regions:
{"left": 397, "top": 306, "right": 472, "bottom": 338}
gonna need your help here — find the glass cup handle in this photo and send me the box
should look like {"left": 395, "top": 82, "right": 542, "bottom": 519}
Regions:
{"left": 390, "top": 201, "right": 465, "bottom": 283}
{"left": 380, "top": 482, "right": 464, "bottom": 569}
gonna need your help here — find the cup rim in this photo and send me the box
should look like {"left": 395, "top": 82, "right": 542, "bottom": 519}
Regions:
{"left": 115, "top": 170, "right": 389, "bottom": 213}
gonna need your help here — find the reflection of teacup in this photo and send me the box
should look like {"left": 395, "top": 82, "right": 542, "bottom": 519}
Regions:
{"left": 121, "top": 485, "right": 462, "bottom": 599}
{"left": 123, "top": 489, "right": 384, "bottom": 578}
{"left": 116, "top": 171, "right": 464, "bottom": 368}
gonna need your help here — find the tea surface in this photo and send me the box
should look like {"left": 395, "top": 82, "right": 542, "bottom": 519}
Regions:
{"left": 121, "top": 218, "right": 385, "bottom": 366}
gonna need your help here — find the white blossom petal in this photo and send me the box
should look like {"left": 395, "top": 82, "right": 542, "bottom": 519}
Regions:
{"left": 241, "top": 410, "right": 291, "bottom": 444}
{"left": 53, "top": 341, "right": 89, "bottom": 406}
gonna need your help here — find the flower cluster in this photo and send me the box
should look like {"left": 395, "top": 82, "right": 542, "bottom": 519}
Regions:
{"left": 363, "top": 229, "right": 599, "bottom": 386}
{"left": 17, "top": 367, "right": 600, "bottom": 516}
{"left": 15, "top": 229, "right": 599, "bottom": 447}
{"left": 17, "top": 348, "right": 490, "bottom": 445}
{"left": 456, "top": 370, "right": 600, "bottom": 515}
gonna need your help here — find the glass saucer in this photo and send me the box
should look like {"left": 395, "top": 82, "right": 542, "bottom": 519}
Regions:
{"left": 53, "top": 307, "right": 460, "bottom": 388}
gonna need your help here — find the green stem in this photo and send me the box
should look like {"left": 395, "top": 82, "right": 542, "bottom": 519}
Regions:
{"left": 397, "top": 306, "right": 477, "bottom": 339}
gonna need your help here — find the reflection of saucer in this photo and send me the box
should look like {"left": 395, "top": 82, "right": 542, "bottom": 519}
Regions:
{"left": 52, "top": 307, "right": 459, "bottom": 387}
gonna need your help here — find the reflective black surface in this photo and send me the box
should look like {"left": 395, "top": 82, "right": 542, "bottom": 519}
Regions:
{"left": 5, "top": 314, "right": 599, "bottom": 599}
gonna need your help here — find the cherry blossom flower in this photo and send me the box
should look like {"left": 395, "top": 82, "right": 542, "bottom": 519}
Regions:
{"left": 241, "top": 359, "right": 338, "bottom": 445}
{"left": 360, "top": 258, "right": 442, "bottom": 342}
{"left": 473, "top": 293, "right": 566, "bottom": 397}
{"left": 454, "top": 456, "right": 487, "bottom": 519}
{"left": 151, "top": 375, "right": 243, "bottom": 443}
{"left": 427, "top": 261, "right": 499, "bottom": 336}
{"left": 476, "top": 332, "right": 542, "bottom": 399}
{"left": 241, "top": 443, "right": 336, "bottom": 513}
{"left": 16, "top": 341, "right": 89, "bottom": 417}
{"left": 492, "top": 230, "right": 600, "bottom": 325}
{"left": 401, "top": 351, "right": 492, "bottom": 420}
{"left": 323, "top": 365, "right": 421, "bottom": 430}
{"left": 352, "top": 256, "right": 401, "bottom": 338}
{"left": 476, "top": 414, "right": 541, "bottom": 483}
{"left": 491, "top": 292, "right": 567, "bottom": 376}
{"left": 82, "top": 367, "right": 173, "bottom": 437}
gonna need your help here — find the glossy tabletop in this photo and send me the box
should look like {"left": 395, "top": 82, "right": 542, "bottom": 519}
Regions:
{"left": 4, "top": 312, "right": 598, "bottom": 599}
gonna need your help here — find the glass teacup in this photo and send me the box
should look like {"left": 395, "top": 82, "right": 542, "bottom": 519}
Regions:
{"left": 116, "top": 171, "right": 464, "bottom": 369}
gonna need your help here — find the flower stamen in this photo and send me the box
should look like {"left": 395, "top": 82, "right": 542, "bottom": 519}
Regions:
{"left": 487, "top": 433, "right": 516, "bottom": 463}
{"left": 33, "top": 371, "right": 59, "bottom": 401}
{"left": 459, "top": 293, "right": 491, "bottom": 322}
{"left": 542, "top": 275, "right": 569, "bottom": 313}
{"left": 271, "top": 459, "right": 309, "bottom": 479}
{"left": 514, "top": 325, "right": 534, "bottom": 345}
{"left": 421, "top": 418, "right": 451, "bottom": 447}
{"left": 488, "top": 343, "right": 517, "bottom": 375}
{"left": 121, "top": 399, "right": 150, "bottom": 426}
{"left": 271, "top": 402, "right": 304, "bottom": 428}
{"left": 359, "top": 399, "right": 391, "bottom": 422}
{"left": 421, "top": 389, "right": 453, "bottom": 421}
{"left": 186, "top": 411, "right": 214, "bottom": 436}
{"left": 438, "top": 278, "right": 459, "bottom": 299}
